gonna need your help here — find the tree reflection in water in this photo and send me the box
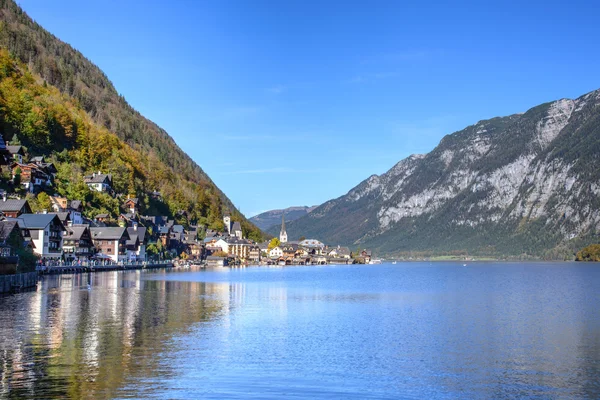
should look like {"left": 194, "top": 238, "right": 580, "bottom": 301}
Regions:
{"left": 0, "top": 269, "right": 230, "bottom": 399}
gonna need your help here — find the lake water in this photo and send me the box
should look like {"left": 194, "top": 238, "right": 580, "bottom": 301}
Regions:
{"left": 1, "top": 263, "right": 599, "bottom": 399}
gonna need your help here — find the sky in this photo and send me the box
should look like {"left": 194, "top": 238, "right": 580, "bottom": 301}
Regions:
{"left": 18, "top": 0, "right": 600, "bottom": 217}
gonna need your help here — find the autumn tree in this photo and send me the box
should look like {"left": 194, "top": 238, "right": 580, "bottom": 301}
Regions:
{"left": 268, "top": 238, "right": 280, "bottom": 251}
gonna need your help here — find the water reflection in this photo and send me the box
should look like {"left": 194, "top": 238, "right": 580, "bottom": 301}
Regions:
{"left": 0, "top": 264, "right": 599, "bottom": 399}
{"left": 0, "top": 269, "right": 233, "bottom": 399}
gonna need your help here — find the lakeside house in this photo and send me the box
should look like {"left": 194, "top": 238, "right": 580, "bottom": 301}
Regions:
{"left": 206, "top": 256, "right": 228, "bottom": 268}
{"left": 90, "top": 226, "right": 130, "bottom": 262}
{"left": 10, "top": 213, "right": 64, "bottom": 259}
{"left": 126, "top": 223, "right": 147, "bottom": 261}
{"left": 62, "top": 224, "right": 94, "bottom": 261}
{"left": 0, "top": 220, "right": 23, "bottom": 257}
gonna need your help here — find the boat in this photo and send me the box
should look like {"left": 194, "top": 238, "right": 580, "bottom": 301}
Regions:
{"left": 392, "top": 261, "right": 397, "bottom": 265}
{"left": 369, "top": 259, "right": 382, "bottom": 264}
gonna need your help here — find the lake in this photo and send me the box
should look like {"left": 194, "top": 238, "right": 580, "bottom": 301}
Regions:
{"left": 0, "top": 263, "right": 599, "bottom": 399}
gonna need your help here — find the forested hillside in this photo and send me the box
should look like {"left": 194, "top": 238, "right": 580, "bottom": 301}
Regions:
{"left": 0, "top": 0, "right": 263, "bottom": 240}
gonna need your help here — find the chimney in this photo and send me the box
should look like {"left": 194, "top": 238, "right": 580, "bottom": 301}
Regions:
{"left": 133, "top": 221, "right": 138, "bottom": 231}
{"left": 2, "top": 193, "right": 6, "bottom": 202}
{"left": 42, "top": 209, "right": 47, "bottom": 214}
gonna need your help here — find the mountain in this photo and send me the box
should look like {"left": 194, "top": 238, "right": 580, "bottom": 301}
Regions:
{"left": 0, "top": 0, "right": 263, "bottom": 240}
{"left": 249, "top": 206, "right": 317, "bottom": 231}
{"left": 274, "top": 89, "right": 600, "bottom": 259}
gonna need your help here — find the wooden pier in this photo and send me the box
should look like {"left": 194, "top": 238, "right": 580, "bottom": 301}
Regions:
{"left": 38, "top": 261, "right": 175, "bottom": 275}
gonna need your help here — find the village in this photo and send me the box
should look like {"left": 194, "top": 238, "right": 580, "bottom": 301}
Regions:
{"left": 0, "top": 137, "right": 374, "bottom": 274}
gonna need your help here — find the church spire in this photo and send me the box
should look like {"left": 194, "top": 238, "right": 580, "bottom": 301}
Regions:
{"left": 279, "top": 213, "right": 288, "bottom": 243}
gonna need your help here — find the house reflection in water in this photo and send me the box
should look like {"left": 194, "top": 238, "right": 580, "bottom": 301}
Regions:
{"left": 0, "top": 270, "right": 236, "bottom": 399}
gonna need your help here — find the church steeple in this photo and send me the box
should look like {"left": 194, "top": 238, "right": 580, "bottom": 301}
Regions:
{"left": 279, "top": 213, "right": 288, "bottom": 243}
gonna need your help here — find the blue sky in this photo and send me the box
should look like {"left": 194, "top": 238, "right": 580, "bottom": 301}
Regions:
{"left": 20, "top": 0, "right": 600, "bottom": 217}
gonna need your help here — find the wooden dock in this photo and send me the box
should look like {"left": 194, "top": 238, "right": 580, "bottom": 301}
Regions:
{"left": 38, "top": 261, "right": 175, "bottom": 275}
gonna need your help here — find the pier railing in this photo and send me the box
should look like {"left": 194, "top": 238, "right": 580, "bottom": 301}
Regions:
{"left": 37, "top": 260, "right": 174, "bottom": 274}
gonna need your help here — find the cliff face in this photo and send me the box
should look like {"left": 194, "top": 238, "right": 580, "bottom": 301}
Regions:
{"left": 280, "top": 89, "right": 600, "bottom": 258}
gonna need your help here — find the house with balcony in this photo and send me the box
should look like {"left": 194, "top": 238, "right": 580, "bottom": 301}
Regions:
{"left": 12, "top": 163, "right": 52, "bottom": 192}
{"left": 0, "top": 198, "right": 32, "bottom": 218}
{"left": 126, "top": 223, "right": 147, "bottom": 261}
{"left": 62, "top": 224, "right": 94, "bottom": 261}
{"left": 10, "top": 213, "right": 64, "bottom": 259}
{"left": 249, "top": 245, "right": 261, "bottom": 262}
{"left": 90, "top": 226, "right": 130, "bottom": 262}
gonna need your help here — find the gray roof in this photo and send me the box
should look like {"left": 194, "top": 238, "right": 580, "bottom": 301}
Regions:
{"left": 11, "top": 214, "right": 63, "bottom": 230}
{"left": 0, "top": 199, "right": 29, "bottom": 212}
{"left": 90, "top": 227, "right": 128, "bottom": 241}
{"left": 222, "top": 237, "right": 252, "bottom": 245}
{"left": 159, "top": 226, "right": 170, "bottom": 234}
{"left": 231, "top": 221, "right": 242, "bottom": 232}
{"left": 205, "top": 229, "right": 218, "bottom": 237}
{"left": 84, "top": 173, "right": 112, "bottom": 184}
{"left": 127, "top": 226, "right": 147, "bottom": 243}
{"left": 7, "top": 146, "right": 24, "bottom": 155}
{"left": 64, "top": 225, "right": 90, "bottom": 241}
{"left": 337, "top": 246, "right": 351, "bottom": 255}
{"left": 69, "top": 200, "right": 82, "bottom": 210}
{"left": 30, "top": 156, "right": 45, "bottom": 163}
{"left": 49, "top": 212, "right": 70, "bottom": 223}
{"left": 172, "top": 224, "right": 184, "bottom": 233}
{"left": 0, "top": 220, "right": 19, "bottom": 241}
{"left": 95, "top": 213, "right": 109, "bottom": 219}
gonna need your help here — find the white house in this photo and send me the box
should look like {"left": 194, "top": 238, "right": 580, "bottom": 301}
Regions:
{"left": 84, "top": 172, "right": 113, "bottom": 192}
{"left": 215, "top": 238, "right": 230, "bottom": 254}
{"left": 11, "top": 213, "right": 65, "bottom": 258}
{"left": 269, "top": 246, "right": 283, "bottom": 259}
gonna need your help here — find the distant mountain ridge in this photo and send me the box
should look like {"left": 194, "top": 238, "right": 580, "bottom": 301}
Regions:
{"left": 250, "top": 206, "right": 317, "bottom": 231}
{"left": 273, "top": 89, "right": 600, "bottom": 259}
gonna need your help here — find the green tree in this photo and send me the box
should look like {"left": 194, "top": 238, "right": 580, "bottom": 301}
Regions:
{"left": 147, "top": 243, "right": 159, "bottom": 257}
{"left": 13, "top": 167, "right": 21, "bottom": 186}
{"left": 268, "top": 238, "right": 280, "bottom": 251}
{"left": 37, "top": 192, "right": 52, "bottom": 211}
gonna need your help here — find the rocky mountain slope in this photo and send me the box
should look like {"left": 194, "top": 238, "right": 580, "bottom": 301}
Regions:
{"left": 276, "top": 89, "right": 600, "bottom": 258}
{"left": 250, "top": 206, "right": 317, "bottom": 231}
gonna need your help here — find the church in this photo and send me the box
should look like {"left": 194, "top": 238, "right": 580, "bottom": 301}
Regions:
{"left": 279, "top": 214, "right": 287, "bottom": 243}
